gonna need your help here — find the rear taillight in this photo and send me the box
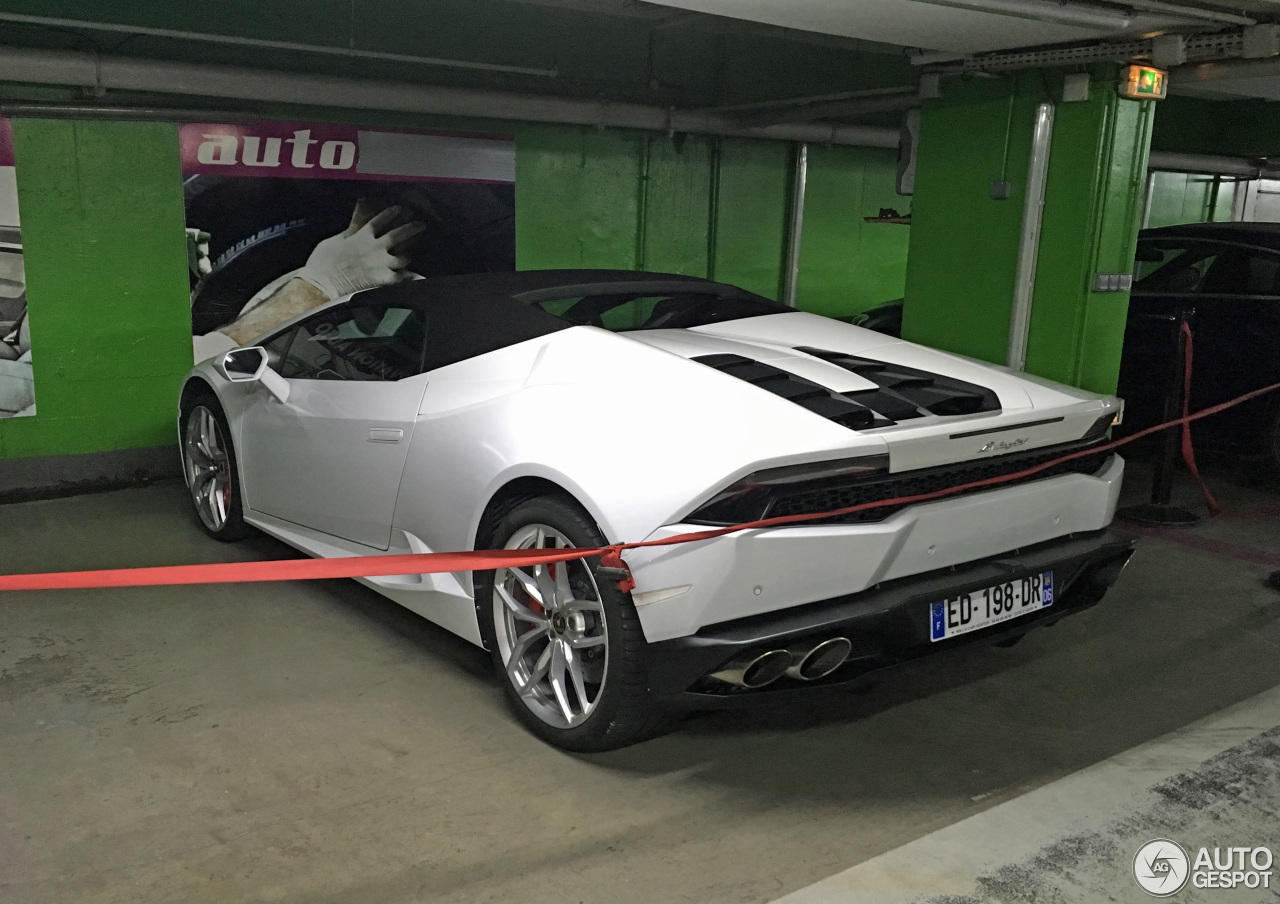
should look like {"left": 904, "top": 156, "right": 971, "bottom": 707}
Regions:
{"left": 687, "top": 454, "right": 890, "bottom": 525}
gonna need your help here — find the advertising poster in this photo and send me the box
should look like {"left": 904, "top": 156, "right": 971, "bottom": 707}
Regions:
{"left": 0, "top": 118, "right": 32, "bottom": 418}
{"left": 181, "top": 121, "right": 516, "bottom": 362}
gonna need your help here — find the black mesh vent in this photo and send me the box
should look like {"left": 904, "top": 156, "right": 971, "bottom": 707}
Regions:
{"left": 764, "top": 444, "right": 1113, "bottom": 525}
{"left": 796, "top": 347, "right": 1001, "bottom": 419}
{"left": 693, "top": 354, "right": 890, "bottom": 430}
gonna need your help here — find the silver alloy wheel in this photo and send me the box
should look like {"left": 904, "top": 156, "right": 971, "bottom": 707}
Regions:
{"left": 493, "top": 524, "right": 608, "bottom": 729}
{"left": 183, "top": 405, "right": 233, "bottom": 532}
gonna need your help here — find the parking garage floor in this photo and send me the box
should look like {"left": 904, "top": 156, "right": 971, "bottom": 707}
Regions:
{"left": 1, "top": 464, "right": 1278, "bottom": 904}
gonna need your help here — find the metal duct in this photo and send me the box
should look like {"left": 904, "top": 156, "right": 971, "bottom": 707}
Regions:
{"left": 782, "top": 143, "right": 809, "bottom": 308}
{"left": 1147, "top": 151, "right": 1280, "bottom": 179}
{"left": 0, "top": 46, "right": 901, "bottom": 148}
{"left": 1007, "top": 101, "right": 1054, "bottom": 373}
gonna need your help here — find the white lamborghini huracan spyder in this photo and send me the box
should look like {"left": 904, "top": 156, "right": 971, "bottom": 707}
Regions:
{"left": 179, "top": 270, "right": 1135, "bottom": 750}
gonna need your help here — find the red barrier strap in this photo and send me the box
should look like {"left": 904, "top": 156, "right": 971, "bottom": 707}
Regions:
{"left": 1, "top": 378, "right": 1278, "bottom": 594}
{"left": 1178, "top": 320, "right": 1224, "bottom": 517}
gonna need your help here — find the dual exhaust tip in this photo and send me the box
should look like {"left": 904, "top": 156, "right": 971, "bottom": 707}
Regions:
{"left": 710, "top": 637, "right": 854, "bottom": 689}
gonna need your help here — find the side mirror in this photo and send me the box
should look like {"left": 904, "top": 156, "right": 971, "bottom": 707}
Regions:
{"left": 217, "top": 347, "right": 268, "bottom": 382}
{"left": 215, "top": 346, "right": 290, "bottom": 404}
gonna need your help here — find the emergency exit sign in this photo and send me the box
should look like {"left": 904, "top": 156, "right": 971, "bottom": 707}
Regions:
{"left": 1119, "top": 65, "right": 1168, "bottom": 101}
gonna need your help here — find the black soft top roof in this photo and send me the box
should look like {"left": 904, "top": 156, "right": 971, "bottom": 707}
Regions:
{"left": 347, "top": 270, "right": 763, "bottom": 373}
{"left": 1141, "top": 221, "right": 1280, "bottom": 251}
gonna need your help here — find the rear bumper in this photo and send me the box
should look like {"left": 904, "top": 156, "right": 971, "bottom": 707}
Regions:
{"left": 629, "top": 454, "right": 1125, "bottom": 642}
{"left": 645, "top": 527, "right": 1136, "bottom": 707}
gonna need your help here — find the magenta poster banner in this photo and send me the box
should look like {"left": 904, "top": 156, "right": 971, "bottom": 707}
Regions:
{"left": 0, "top": 117, "right": 31, "bottom": 418}
{"left": 183, "top": 120, "right": 516, "bottom": 361}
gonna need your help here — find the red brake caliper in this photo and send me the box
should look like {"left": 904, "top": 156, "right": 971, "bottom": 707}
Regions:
{"left": 523, "top": 565, "right": 546, "bottom": 615}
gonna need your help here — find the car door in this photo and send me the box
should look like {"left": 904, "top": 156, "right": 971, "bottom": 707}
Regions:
{"left": 1186, "top": 245, "right": 1280, "bottom": 445}
{"left": 1120, "top": 238, "right": 1223, "bottom": 431}
{"left": 238, "top": 293, "right": 429, "bottom": 550}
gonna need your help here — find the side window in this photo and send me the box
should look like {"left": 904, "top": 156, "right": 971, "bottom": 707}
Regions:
{"left": 598, "top": 296, "right": 667, "bottom": 330}
{"left": 285, "top": 298, "right": 427, "bottom": 381}
{"left": 261, "top": 327, "right": 298, "bottom": 375}
{"left": 531, "top": 293, "right": 725, "bottom": 330}
{"left": 1197, "top": 248, "right": 1280, "bottom": 297}
{"left": 1133, "top": 242, "right": 1220, "bottom": 294}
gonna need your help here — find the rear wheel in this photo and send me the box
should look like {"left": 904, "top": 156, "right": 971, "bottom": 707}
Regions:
{"left": 180, "top": 393, "right": 251, "bottom": 541}
{"left": 476, "top": 495, "right": 669, "bottom": 751}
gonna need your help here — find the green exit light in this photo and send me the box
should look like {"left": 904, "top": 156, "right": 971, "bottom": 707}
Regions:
{"left": 1119, "top": 65, "right": 1168, "bottom": 101}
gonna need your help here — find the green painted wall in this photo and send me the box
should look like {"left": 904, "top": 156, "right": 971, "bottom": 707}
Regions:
{"left": 797, "top": 145, "right": 911, "bottom": 317}
{"left": 902, "top": 74, "right": 1038, "bottom": 367}
{"left": 710, "top": 139, "right": 792, "bottom": 298}
{"left": 1, "top": 117, "right": 908, "bottom": 461}
{"left": 515, "top": 126, "right": 644, "bottom": 271}
{"left": 903, "top": 66, "right": 1153, "bottom": 395}
{"left": 1028, "top": 88, "right": 1152, "bottom": 392}
{"left": 0, "top": 119, "right": 192, "bottom": 460}
{"left": 516, "top": 123, "right": 908, "bottom": 307}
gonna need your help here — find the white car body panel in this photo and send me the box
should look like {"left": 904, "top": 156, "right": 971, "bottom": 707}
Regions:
{"left": 185, "top": 279, "right": 1125, "bottom": 650}
{"left": 240, "top": 377, "right": 428, "bottom": 549}
{"left": 627, "top": 454, "right": 1123, "bottom": 641}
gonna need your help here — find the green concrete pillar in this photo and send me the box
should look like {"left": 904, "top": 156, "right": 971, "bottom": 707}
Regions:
{"left": 902, "top": 66, "right": 1155, "bottom": 395}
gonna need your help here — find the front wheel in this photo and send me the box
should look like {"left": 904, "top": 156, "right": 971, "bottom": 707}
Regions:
{"left": 180, "top": 394, "right": 251, "bottom": 541}
{"left": 476, "top": 496, "right": 669, "bottom": 751}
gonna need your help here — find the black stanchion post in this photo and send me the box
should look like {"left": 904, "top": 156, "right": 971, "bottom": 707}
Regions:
{"left": 1118, "top": 307, "right": 1201, "bottom": 527}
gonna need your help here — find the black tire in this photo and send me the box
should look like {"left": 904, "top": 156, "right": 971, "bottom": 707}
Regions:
{"left": 179, "top": 389, "right": 252, "bottom": 542}
{"left": 476, "top": 495, "right": 670, "bottom": 751}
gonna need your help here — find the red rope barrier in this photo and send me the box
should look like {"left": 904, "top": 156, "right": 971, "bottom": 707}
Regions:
{"left": 1, "top": 379, "right": 1278, "bottom": 594}
{"left": 1178, "top": 320, "right": 1223, "bottom": 517}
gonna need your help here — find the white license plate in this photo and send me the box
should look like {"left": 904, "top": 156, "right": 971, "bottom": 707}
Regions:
{"left": 929, "top": 571, "right": 1054, "bottom": 642}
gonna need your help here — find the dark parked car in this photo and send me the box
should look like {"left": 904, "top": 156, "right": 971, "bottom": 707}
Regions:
{"left": 851, "top": 223, "right": 1280, "bottom": 472}
{"left": 842, "top": 299, "right": 903, "bottom": 336}
{"left": 1119, "top": 222, "right": 1280, "bottom": 471}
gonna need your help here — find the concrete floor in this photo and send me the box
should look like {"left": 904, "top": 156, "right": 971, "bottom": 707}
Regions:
{"left": 0, "top": 465, "right": 1278, "bottom": 903}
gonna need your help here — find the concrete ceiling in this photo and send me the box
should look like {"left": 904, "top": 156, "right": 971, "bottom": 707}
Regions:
{"left": 639, "top": 0, "right": 1212, "bottom": 54}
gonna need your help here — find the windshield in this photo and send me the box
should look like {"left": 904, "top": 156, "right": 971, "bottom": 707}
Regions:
{"left": 527, "top": 290, "right": 790, "bottom": 331}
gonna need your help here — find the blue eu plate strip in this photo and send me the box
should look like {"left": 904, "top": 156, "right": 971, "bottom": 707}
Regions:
{"left": 930, "top": 601, "right": 946, "bottom": 641}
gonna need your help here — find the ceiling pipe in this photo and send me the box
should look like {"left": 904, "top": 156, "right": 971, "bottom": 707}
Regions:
{"left": 1147, "top": 151, "right": 1280, "bottom": 179}
{"left": 0, "top": 46, "right": 900, "bottom": 148}
{"left": 0, "top": 103, "right": 259, "bottom": 123}
{"left": 742, "top": 91, "right": 921, "bottom": 127}
{"left": 1176, "top": 55, "right": 1280, "bottom": 84}
{"left": 0, "top": 11, "right": 560, "bottom": 78}
{"left": 1124, "top": 0, "right": 1253, "bottom": 26}
{"left": 703, "top": 85, "right": 917, "bottom": 116}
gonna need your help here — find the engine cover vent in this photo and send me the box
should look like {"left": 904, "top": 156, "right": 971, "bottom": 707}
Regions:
{"left": 691, "top": 354, "right": 891, "bottom": 430}
{"left": 795, "top": 348, "right": 1001, "bottom": 418}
